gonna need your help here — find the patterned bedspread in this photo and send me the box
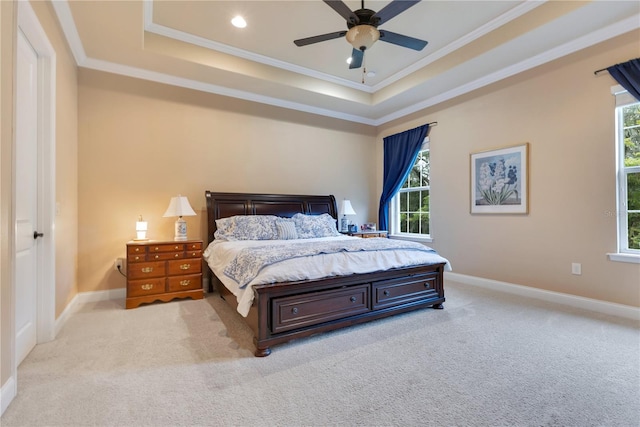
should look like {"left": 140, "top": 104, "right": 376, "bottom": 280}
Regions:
{"left": 224, "top": 238, "right": 443, "bottom": 287}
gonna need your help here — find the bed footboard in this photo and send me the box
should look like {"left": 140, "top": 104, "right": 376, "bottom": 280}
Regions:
{"left": 247, "top": 263, "right": 445, "bottom": 356}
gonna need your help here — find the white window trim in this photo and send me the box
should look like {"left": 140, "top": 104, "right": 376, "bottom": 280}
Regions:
{"left": 610, "top": 84, "right": 640, "bottom": 263}
{"left": 389, "top": 138, "right": 432, "bottom": 241}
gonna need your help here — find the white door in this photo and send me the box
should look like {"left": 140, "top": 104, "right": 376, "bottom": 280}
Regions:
{"left": 15, "top": 29, "right": 40, "bottom": 365}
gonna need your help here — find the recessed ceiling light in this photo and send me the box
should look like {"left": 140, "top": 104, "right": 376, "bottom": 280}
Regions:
{"left": 367, "top": 71, "right": 376, "bottom": 77}
{"left": 231, "top": 16, "right": 247, "bottom": 28}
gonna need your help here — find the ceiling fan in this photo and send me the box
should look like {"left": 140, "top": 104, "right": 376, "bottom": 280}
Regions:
{"left": 294, "top": 0, "right": 428, "bottom": 69}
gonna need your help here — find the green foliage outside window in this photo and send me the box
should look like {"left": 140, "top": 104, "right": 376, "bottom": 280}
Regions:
{"left": 622, "top": 104, "right": 640, "bottom": 249}
{"left": 399, "top": 150, "right": 430, "bottom": 235}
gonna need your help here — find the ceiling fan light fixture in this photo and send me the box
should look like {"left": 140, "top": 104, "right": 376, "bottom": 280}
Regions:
{"left": 346, "top": 25, "right": 380, "bottom": 51}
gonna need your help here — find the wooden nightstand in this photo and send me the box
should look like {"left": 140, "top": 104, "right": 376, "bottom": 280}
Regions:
{"left": 126, "top": 239, "right": 203, "bottom": 309}
{"left": 346, "top": 230, "right": 388, "bottom": 238}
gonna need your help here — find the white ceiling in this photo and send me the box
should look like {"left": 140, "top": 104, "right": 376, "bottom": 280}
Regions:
{"left": 53, "top": 0, "right": 640, "bottom": 126}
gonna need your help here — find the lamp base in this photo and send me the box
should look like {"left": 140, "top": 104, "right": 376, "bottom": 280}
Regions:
{"left": 340, "top": 216, "right": 348, "bottom": 233}
{"left": 174, "top": 217, "right": 188, "bottom": 241}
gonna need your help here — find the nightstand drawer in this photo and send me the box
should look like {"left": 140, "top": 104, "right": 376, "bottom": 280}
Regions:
{"left": 148, "top": 243, "right": 185, "bottom": 253}
{"left": 149, "top": 251, "right": 186, "bottom": 261}
{"left": 167, "top": 258, "right": 202, "bottom": 276}
{"left": 127, "top": 277, "right": 166, "bottom": 297}
{"left": 128, "top": 253, "right": 147, "bottom": 263}
{"left": 186, "top": 242, "right": 202, "bottom": 251}
{"left": 128, "top": 261, "right": 165, "bottom": 279}
{"left": 167, "top": 274, "right": 201, "bottom": 292}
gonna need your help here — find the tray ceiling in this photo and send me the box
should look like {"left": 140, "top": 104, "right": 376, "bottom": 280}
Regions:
{"left": 53, "top": 0, "right": 640, "bottom": 126}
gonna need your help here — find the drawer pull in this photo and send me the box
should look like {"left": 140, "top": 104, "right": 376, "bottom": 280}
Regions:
{"left": 175, "top": 254, "right": 180, "bottom": 258}
{"left": 291, "top": 307, "right": 298, "bottom": 315}
{"left": 153, "top": 247, "right": 160, "bottom": 251}
{"left": 141, "top": 284, "right": 154, "bottom": 290}
{"left": 154, "top": 255, "right": 159, "bottom": 259}
{"left": 350, "top": 296, "right": 357, "bottom": 302}
{"left": 141, "top": 267, "right": 153, "bottom": 273}
{"left": 383, "top": 290, "right": 390, "bottom": 296}
{"left": 180, "top": 280, "right": 191, "bottom": 287}
{"left": 175, "top": 245, "right": 180, "bottom": 250}
{"left": 179, "top": 264, "right": 191, "bottom": 270}
{"left": 134, "top": 256, "right": 141, "bottom": 261}
{"left": 134, "top": 247, "right": 141, "bottom": 252}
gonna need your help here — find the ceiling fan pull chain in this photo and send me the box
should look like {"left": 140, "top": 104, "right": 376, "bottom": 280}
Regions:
{"left": 362, "top": 54, "right": 367, "bottom": 84}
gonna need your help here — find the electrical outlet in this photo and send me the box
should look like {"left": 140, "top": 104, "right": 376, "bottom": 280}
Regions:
{"left": 571, "top": 263, "right": 581, "bottom": 275}
{"left": 114, "top": 258, "right": 124, "bottom": 271}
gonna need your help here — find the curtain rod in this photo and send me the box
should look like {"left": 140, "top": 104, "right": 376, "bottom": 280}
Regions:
{"left": 427, "top": 121, "right": 438, "bottom": 126}
{"left": 594, "top": 67, "right": 608, "bottom": 76}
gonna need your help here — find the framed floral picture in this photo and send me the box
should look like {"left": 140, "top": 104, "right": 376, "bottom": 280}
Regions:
{"left": 470, "top": 143, "right": 529, "bottom": 214}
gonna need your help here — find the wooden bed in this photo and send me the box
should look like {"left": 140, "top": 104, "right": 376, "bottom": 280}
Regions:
{"left": 205, "top": 191, "right": 446, "bottom": 357}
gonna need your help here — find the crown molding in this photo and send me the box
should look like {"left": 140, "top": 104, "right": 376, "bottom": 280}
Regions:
{"left": 50, "top": 0, "right": 86, "bottom": 65}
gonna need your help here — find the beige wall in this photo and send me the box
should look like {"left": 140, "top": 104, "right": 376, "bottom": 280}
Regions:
{"left": 378, "top": 30, "right": 640, "bottom": 307}
{"left": 77, "top": 70, "right": 377, "bottom": 293}
{"left": 0, "top": 0, "right": 16, "bottom": 391}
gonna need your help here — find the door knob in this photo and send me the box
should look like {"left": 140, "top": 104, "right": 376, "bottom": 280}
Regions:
{"left": 33, "top": 231, "right": 44, "bottom": 239}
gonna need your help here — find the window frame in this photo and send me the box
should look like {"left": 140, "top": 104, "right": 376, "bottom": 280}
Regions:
{"left": 612, "top": 86, "right": 640, "bottom": 262}
{"left": 389, "top": 138, "right": 432, "bottom": 242}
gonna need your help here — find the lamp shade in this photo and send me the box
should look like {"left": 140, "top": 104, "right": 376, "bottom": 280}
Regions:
{"left": 346, "top": 25, "right": 380, "bottom": 51}
{"left": 340, "top": 200, "right": 357, "bottom": 216}
{"left": 162, "top": 195, "right": 196, "bottom": 218}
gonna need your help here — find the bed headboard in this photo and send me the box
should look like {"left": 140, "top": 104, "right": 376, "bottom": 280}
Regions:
{"left": 205, "top": 191, "right": 338, "bottom": 244}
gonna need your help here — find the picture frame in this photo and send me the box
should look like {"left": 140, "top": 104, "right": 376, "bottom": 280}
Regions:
{"left": 362, "top": 222, "right": 377, "bottom": 231}
{"left": 470, "top": 143, "right": 529, "bottom": 214}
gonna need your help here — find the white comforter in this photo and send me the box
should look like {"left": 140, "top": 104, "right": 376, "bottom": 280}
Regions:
{"left": 203, "top": 235, "right": 451, "bottom": 317}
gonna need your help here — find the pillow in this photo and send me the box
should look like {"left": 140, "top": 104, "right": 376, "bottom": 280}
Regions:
{"left": 292, "top": 213, "right": 340, "bottom": 239}
{"left": 275, "top": 219, "right": 298, "bottom": 240}
{"left": 214, "top": 217, "right": 236, "bottom": 241}
{"left": 214, "top": 215, "right": 279, "bottom": 241}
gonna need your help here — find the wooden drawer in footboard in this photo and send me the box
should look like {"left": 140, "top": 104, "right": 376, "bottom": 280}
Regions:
{"left": 373, "top": 272, "right": 441, "bottom": 310}
{"left": 272, "top": 284, "right": 370, "bottom": 334}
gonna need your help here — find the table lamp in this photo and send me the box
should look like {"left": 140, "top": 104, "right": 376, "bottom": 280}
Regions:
{"left": 339, "top": 199, "right": 356, "bottom": 232}
{"left": 162, "top": 195, "right": 196, "bottom": 241}
{"left": 135, "top": 215, "right": 148, "bottom": 241}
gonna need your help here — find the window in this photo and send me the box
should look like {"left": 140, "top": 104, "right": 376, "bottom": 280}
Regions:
{"left": 390, "top": 138, "right": 430, "bottom": 239}
{"left": 615, "top": 91, "right": 640, "bottom": 254}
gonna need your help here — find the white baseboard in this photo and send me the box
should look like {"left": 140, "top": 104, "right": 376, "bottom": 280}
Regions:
{"left": 0, "top": 375, "right": 16, "bottom": 416}
{"left": 445, "top": 272, "right": 640, "bottom": 321}
{"left": 54, "top": 288, "right": 127, "bottom": 336}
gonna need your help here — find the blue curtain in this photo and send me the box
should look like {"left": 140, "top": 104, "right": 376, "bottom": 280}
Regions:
{"left": 607, "top": 58, "right": 640, "bottom": 101}
{"left": 378, "top": 124, "right": 430, "bottom": 231}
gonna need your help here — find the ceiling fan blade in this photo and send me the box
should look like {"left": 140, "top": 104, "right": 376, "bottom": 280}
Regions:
{"left": 372, "top": 0, "right": 421, "bottom": 25}
{"left": 349, "top": 48, "right": 364, "bottom": 69}
{"left": 323, "top": 0, "right": 359, "bottom": 25}
{"left": 294, "top": 31, "right": 347, "bottom": 47}
{"left": 379, "top": 30, "right": 428, "bottom": 51}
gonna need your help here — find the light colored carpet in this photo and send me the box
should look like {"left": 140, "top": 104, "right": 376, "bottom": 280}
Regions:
{"left": 2, "top": 281, "right": 639, "bottom": 426}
